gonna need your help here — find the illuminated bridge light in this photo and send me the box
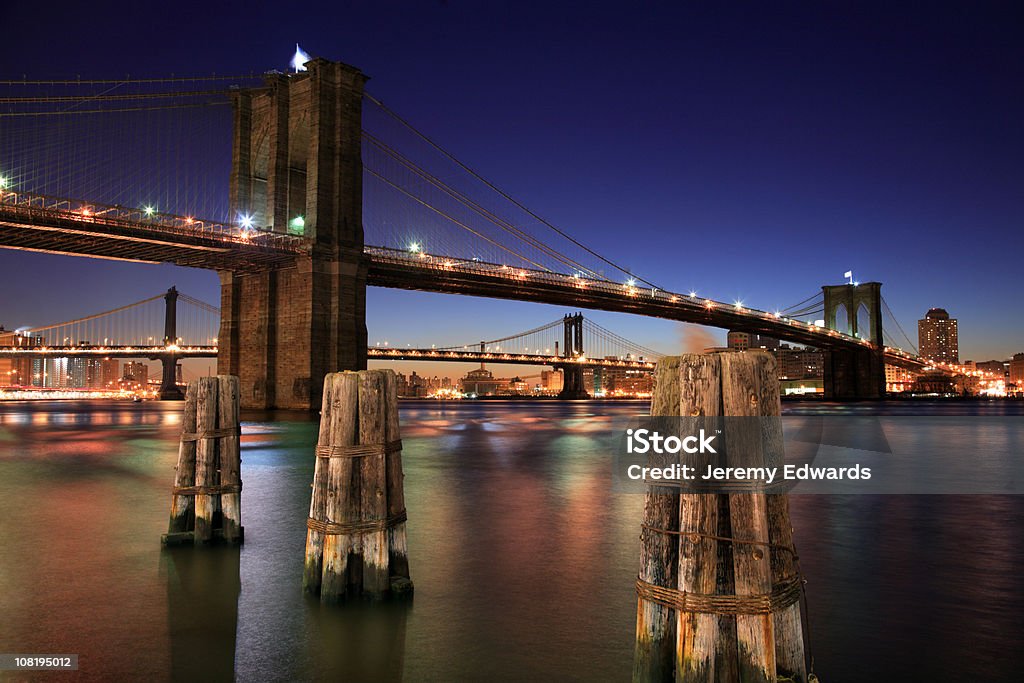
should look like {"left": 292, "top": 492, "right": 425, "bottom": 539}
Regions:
{"left": 144, "top": 206, "right": 155, "bottom": 217}
{"left": 290, "top": 215, "right": 305, "bottom": 230}
{"left": 239, "top": 214, "right": 254, "bottom": 230}
{"left": 409, "top": 242, "right": 421, "bottom": 253}
{"left": 704, "top": 300, "right": 715, "bottom": 310}
{"left": 0, "top": 175, "right": 8, "bottom": 189}
{"left": 689, "top": 291, "right": 697, "bottom": 299}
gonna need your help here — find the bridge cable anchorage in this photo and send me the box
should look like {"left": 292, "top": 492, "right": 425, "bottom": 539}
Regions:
{"left": 362, "top": 131, "right": 609, "bottom": 281}
{"left": 362, "top": 92, "right": 664, "bottom": 290}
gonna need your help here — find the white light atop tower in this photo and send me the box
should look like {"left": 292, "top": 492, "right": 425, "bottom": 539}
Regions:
{"left": 292, "top": 44, "right": 311, "bottom": 73}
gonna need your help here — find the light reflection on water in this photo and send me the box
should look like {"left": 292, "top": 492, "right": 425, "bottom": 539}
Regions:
{"left": 0, "top": 399, "right": 1022, "bottom": 681}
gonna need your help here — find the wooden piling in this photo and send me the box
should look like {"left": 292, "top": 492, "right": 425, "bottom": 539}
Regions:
{"left": 218, "top": 376, "right": 242, "bottom": 544}
{"left": 677, "top": 354, "right": 726, "bottom": 683}
{"left": 384, "top": 371, "right": 412, "bottom": 594}
{"left": 161, "top": 375, "right": 243, "bottom": 546}
{"left": 304, "top": 369, "right": 413, "bottom": 603}
{"left": 321, "top": 372, "right": 359, "bottom": 602}
{"left": 167, "top": 383, "right": 198, "bottom": 534}
{"left": 303, "top": 374, "right": 337, "bottom": 594}
{"left": 633, "top": 352, "right": 807, "bottom": 683}
{"left": 633, "top": 357, "right": 681, "bottom": 683}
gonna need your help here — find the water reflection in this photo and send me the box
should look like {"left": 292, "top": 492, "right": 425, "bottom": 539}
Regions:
{"left": 163, "top": 546, "right": 241, "bottom": 681}
{"left": 0, "top": 399, "right": 1022, "bottom": 681}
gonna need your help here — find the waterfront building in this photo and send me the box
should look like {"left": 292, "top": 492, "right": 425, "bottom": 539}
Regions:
{"left": 1010, "top": 353, "right": 1024, "bottom": 391}
{"left": 772, "top": 344, "right": 824, "bottom": 380}
{"left": 727, "top": 331, "right": 779, "bottom": 351}
{"left": 885, "top": 364, "right": 917, "bottom": 393}
{"left": 460, "top": 365, "right": 508, "bottom": 396}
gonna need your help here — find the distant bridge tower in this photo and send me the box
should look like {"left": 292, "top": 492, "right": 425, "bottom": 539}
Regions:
{"left": 218, "top": 59, "right": 368, "bottom": 409}
{"left": 556, "top": 313, "right": 589, "bottom": 399}
{"left": 159, "top": 286, "right": 184, "bottom": 400}
{"left": 821, "top": 282, "right": 884, "bottom": 399}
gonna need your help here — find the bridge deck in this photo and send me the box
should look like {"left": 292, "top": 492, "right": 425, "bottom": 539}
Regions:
{"left": 0, "top": 192, "right": 305, "bottom": 270}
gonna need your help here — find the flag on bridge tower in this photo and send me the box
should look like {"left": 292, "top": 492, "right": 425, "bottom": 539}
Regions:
{"left": 844, "top": 270, "right": 853, "bottom": 284}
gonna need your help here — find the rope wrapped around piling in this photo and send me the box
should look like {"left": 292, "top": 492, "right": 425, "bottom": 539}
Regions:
{"left": 306, "top": 509, "right": 408, "bottom": 535}
{"left": 635, "top": 575, "right": 802, "bottom": 615}
{"left": 315, "top": 439, "right": 403, "bottom": 459}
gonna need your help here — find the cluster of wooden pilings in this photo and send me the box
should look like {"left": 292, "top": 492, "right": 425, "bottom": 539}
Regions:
{"left": 162, "top": 376, "right": 243, "bottom": 546}
{"left": 303, "top": 370, "right": 413, "bottom": 603}
{"left": 634, "top": 353, "right": 808, "bottom": 683}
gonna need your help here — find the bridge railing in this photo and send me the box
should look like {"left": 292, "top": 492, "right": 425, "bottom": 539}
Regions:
{"left": 0, "top": 189, "right": 308, "bottom": 252}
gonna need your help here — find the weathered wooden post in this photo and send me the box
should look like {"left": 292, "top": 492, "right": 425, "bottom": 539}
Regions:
{"left": 303, "top": 369, "right": 413, "bottom": 603}
{"left": 633, "top": 357, "right": 681, "bottom": 682}
{"left": 162, "top": 375, "right": 243, "bottom": 546}
{"left": 633, "top": 352, "right": 807, "bottom": 683}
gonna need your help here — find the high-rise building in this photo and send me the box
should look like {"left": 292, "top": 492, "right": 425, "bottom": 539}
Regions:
{"left": 101, "top": 359, "right": 120, "bottom": 388}
{"left": 122, "top": 362, "right": 149, "bottom": 387}
{"left": 918, "top": 308, "right": 959, "bottom": 364}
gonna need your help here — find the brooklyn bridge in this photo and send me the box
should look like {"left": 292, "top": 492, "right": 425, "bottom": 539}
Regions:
{"left": 0, "top": 58, "right": 928, "bottom": 408}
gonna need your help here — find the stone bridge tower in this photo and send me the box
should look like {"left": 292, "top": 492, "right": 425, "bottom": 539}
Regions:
{"left": 217, "top": 59, "right": 367, "bottom": 409}
{"left": 821, "top": 282, "right": 884, "bottom": 399}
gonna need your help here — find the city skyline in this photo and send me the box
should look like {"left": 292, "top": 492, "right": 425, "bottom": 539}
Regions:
{"left": 1, "top": 3, "right": 1022, "bottom": 370}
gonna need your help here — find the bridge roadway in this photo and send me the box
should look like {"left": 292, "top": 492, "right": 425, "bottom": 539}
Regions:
{"left": 0, "top": 345, "right": 217, "bottom": 359}
{"left": 0, "top": 193, "right": 926, "bottom": 370}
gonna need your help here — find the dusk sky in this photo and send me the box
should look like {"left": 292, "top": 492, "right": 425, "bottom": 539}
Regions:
{"left": 2, "top": 1, "right": 1021, "bottom": 378}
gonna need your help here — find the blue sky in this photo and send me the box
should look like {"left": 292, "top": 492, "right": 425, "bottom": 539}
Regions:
{"left": 1, "top": 1, "right": 1021, "bottom": 374}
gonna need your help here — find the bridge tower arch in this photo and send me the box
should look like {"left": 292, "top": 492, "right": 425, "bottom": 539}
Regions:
{"left": 821, "top": 282, "right": 885, "bottom": 399}
{"left": 218, "top": 59, "right": 368, "bottom": 409}
{"left": 556, "top": 313, "right": 589, "bottom": 399}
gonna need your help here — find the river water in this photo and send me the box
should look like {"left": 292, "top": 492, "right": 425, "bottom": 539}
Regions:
{"left": 0, "top": 399, "right": 1022, "bottom": 682}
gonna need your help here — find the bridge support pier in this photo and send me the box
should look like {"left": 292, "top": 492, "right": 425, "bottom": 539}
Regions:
{"left": 159, "top": 356, "right": 184, "bottom": 400}
{"left": 556, "top": 364, "right": 590, "bottom": 400}
{"left": 218, "top": 59, "right": 369, "bottom": 410}
{"left": 823, "top": 347, "right": 885, "bottom": 400}
{"left": 218, "top": 256, "right": 367, "bottom": 410}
